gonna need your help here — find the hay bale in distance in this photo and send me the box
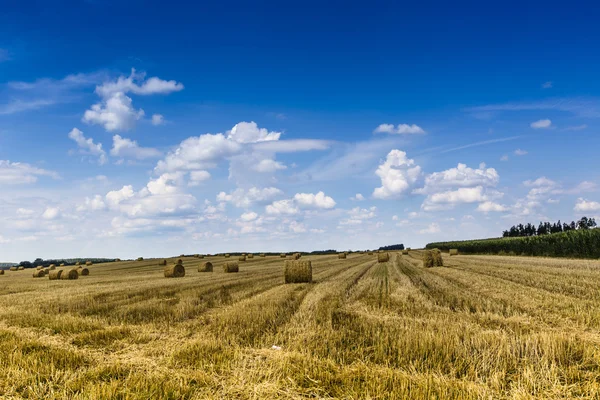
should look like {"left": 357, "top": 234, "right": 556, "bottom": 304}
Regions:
{"left": 164, "top": 264, "right": 185, "bottom": 278}
{"left": 292, "top": 253, "right": 301, "bottom": 260}
{"left": 377, "top": 253, "right": 390, "bottom": 263}
{"left": 85, "top": 261, "right": 92, "bottom": 266}
{"left": 284, "top": 260, "right": 312, "bottom": 283}
{"left": 338, "top": 253, "right": 346, "bottom": 259}
{"left": 280, "top": 253, "right": 287, "bottom": 258}
{"left": 432, "top": 249, "right": 444, "bottom": 267}
{"left": 367, "top": 252, "right": 374, "bottom": 256}
{"left": 176, "top": 259, "right": 183, "bottom": 265}
{"left": 225, "top": 254, "right": 230, "bottom": 258}
{"left": 60, "top": 269, "right": 79, "bottom": 280}
{"left": 159, "top": 259, "right": 167, "bottom": 266}
{"left": 115, "top": 258, "right": 121, "bottom": 262}
{"left": 76, "top": 262, "right": 81, "bottom": 266}
{"left": 449, "top": 249, "right": 459, "bottom": 256}
{"left": 33, "top": 269, "right": 46, "bottom": 278}
{"left": 48, "top": 270, "right": 63, "bottom": 280}
{"left": 238, "top": 255, "right": 246, "bottom": 262}
{"left": 402, "top": 250, "right": 409, "bottom": 255}
{"left": 260, "top": 254, "right": 266, "bottom": 257}
{"left": 59, "top": 263, "right": 65, "bottom": 267}
{"left": 9, "top": 266, "right": 18, "bottom": 271}
{"left": 223, "top": 263, "right": 239, "bottom": 273}
{"left": 137, "top": 257, "right": 144, "bottom": 261}
{"left": 49, "top": 265, "right": 56, "bottom": 270}
{"left": 36, "top": 265, "right": 43, "bottom": 270}
{"left": 198, "top": 262, "right": 213, "bottom": 272}
{"left": 247, "top": 254, "right": 254, "bottom": 259}
{"left": 0, "top": 270, "right": 4, "bottom": 275}
{"left": 78, "top": 267, "right": 89, "bottom": 276}
{"left": 423, "top": 251, "right": 434, "bottom": 268}
{"left": 18, "top": 266, "right": 24, "bottom": 270}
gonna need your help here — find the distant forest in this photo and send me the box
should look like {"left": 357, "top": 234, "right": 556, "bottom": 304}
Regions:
{"left": 378, "top": 244, "right": 405, "bottom": 251}
{"left": 502, "top": 217, "right": 597, "bottom": 238}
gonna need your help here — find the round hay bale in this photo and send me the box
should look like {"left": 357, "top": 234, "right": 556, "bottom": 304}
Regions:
{"left": 59, "top": 263, "right": 65, "bottom": 267}
{"left": 432, "top": 249, "right": 444, "bottom": 267}
{"left": 159, "top": 259, "right": 167, "bottom": 266}
{"left": 36, "top": 265, "right": 44, "bottom": 270}
{"left": 75, "top": 262, "right": 81, "bottom": 266}
{"left": 48, "top": 269, "right": 63, "bottom": 280}
{"left": 377, "top": 252, "right": 390, "bottom": 263}
{"left": 224, "top": 254, "right": 230, "bottom": 258}
{"left": 179, "top": 254, "right": 185, "bottom": 257}
{"left": 198, "top": 262, "right": 213, "bottom": 272}
{"left": 449, "top": 249, "right": 459, "bottom": 256}
{"left": 368, "top": 252, "right": 374, "bottom": 256}
{"left": 260, "top": 254, "right": 266, "bottom": 257}
{"left": 78, "top": 267, "right": 89, "bottom": 276}
{"left": 223, "top": 263, "right": 239, "bottom": 273}
{"left": 9, "top": 266, "right": 18, "bottom": 271}
{"left": 164, "top": 264, "right": 185, "bottom": 278}
{"left": 402, "top": 250, "right": 409, "bottom": 255}
{"left": 284, "top": 260, "right": 312, "bottom": 283}
{"left": 238, "top": 256, "right": 246, "bottom": 262}
{"left": 49, "top": 265, "right": 56, "bottom": 270}
{"left": 422, "top": 250, "right": 434, "bottom": 268}
{"left": 85, "top": 261, "right": 92, "bottom": 266}
{"left": 33, "top": 269, "right": 46, "bottom": 278}
{"left": 292, "top": 253, "right": 301, "bottom": 260}
{"left": 137, "top": 257, "right": 144, "bottom": 261}
{"left": 338, "top": 253, "right": 346, "bottom": 259}
{"left": 49, "top": 264, "right": 55, "bottom": 268}
{"left": 280, "top": 253, "right": 286, "bottom": 258}
{"left": 115, "top": 258, "right": 121, "bottom": 262}
{"left": 247, "top": 254, "right": 254, "bottom": 259}
{"left": 176, "top": 259, "right": 183, "bottom": 265}
{"left": 18, "top": 266, "right": 24, "bottom": 271}
{"left": 60, "top": 269, "right": 79, "bottom": 280}
{"left": 0, "top": 270, "right": 4, "bottom": 275}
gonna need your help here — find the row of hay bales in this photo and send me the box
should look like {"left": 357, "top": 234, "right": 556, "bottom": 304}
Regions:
{"left": 45, "top": 266, "right": 90, "bottom": 280}
{"left": 164, "top": 259, "right": 241, "bottom": 278}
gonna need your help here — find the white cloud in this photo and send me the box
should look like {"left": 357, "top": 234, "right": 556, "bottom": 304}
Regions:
{"left": 542, "top": 81, "right": 553, "bottom": 89}
{"left": 111, "top": 135, "right": 161, "bottom": 160}
{"left": 351, "top": 193, "right": 365, "bottom": 201}
{"left": 240, "top": 212, "right": 258, "bottom": 222}
{"left": 68, "top": 128, "right": 107, "bottom": 164}
{"left": 145, "top": 172, "right": 185, "bottom": 195}
{"left": 188, "top": 170, "right": 211, "bottom": 186}
{"left": 95, "top": 69, "right": 184, "bottom": 98}
{"left": 530, "top": 119, "right": 552, "bottom": 129}
{"left": 77, "top": 195, "right": 106, "bottom": 212}
{"left": 227, "top": 121, "right": 281, "bottom": 143}
{"left": 477, "top": 201, "right": 508, "bottom": 213}
{"left": 217, "top": 187, "right": 283, "bottom": 208}
{"left": 523, "top": 177, "right": 557, "bottom": 188}
{"left": 289, "top": 221, "right": 307, "bottom": 233}
{"left": 253, "top": 158, "right": 287, "bottom": 173}
{"left": 340, "top": 206, "right": 377, "bottom": 225}
{"left": 419, "top": 223, "right": 440, "bottom": 234}
{"left": 514, "top": 149, "right": 528, "bottom": 156}
{"left": 105, "top": 185, "right": 135, "bottom": 208}
{"left": 16, "top": 208, "right": 35, "bottom": 216}
{"left": 500, "top": 155, "right": 509, "bottom": 161}
{"left": 423, "top": 186, "right": 490, "bottom": 211}
{"left": 574, "top": 198, "right": 600, "bottom": 212}
{"left": 265, "top": 199, "right": 299, "bottom": 215}
{"left": 373, "top": 150, "right": 421, "bottom": 199}
{"left": 83, "top": 92, "right": 145, "bottom": 132}
{"left": 294, "top": 191, "right": 336, "bottom": 209}
{"left": 252, "top": 139, "right": 330, "bottom": 153}
{"left": 42, "top": 207, "right": 60, "bottom": 220}
{"left": 565, "top": 124, "right": 587, "bottom": 131}
{"left": 0, "top": 160, "right": 59, "bottom": 184}
{"left": 374, "top": 124, "right": 425, "bottom": 134}
{"left": 151, "top": 114, "right": 165, "bottom": 126}
{"left": 415, "top": 163, "right": 499, "bottom": 194}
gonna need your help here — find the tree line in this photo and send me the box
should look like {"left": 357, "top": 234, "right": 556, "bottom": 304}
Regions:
{"left": 502, "top": 217, "right": 597, "bottom": 238}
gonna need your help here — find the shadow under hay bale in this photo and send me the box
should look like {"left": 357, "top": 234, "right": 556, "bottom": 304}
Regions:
{"left": 449, "top": 249, "right": 459, "bottom": 256}
{"left": 164, "top": 264, "right": 185, "bottom": 278}
{"left": 338, "top": 253, "right": 346, "bottom": 259}
{"left": 60, "top": 269, "right": 79, "bottom": 280}
{"left": 223, "top": 263, "right": 239, "bottom": 273}
{"left": 284, "top": 260, "right": 312, "bottom": 283}
{"left": 78, "top": 267, "right": 89, "bottom": 276}
{"left": 33, "top": 269, "right": 46, "bottom": 278}
{"left": 198, "top": 262, "right": 213, "bottom": 272}
{"left": 49, "top": 270, "right": 63, "bottom": 280}
{"left": 377, "top": 253, "right": 390, "bottom": 263}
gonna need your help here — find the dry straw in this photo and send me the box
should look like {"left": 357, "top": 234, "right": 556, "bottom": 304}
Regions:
{"left": 48, "top": 270, "right": 63, "bottom": 280}
{"left": 368, "top": 252, "right": 374, "bottom": 256}
{"left": 60, "top": 269, "right": 79, "bottom": 280}
{"left": 164, "top": 264, "right": 185, "bottom": 278}
{"left": 338, "top": 253, "right": 346, "bottom": 259}
{"left": 449, "top": 249, "right": 459, "bottom": 256}
{"left": 432, "top": 249, "right": 444, "bottom": 266}
{"left": 36, "top": 265, "right": 43, "bottom": 270}
{"left": 59, "top": 263, "right": 65, "bottom": 267}
{"left": 223, "top": 263, "right": 239, "bottom": 273}
{"left": 177, "top": 259, "right": 183, "bottom": 265}
{"left": 49, "top": 265, "right": 56, "bottom": 270}
{"left": 377, "top": 253, "right": 390, "bottom": 263}
{"left": 284, "top": 260, "right": 312, "bottom": 283}
{"left": 198, "top": 262, "right": 213, "bottom": 272}
{"left": 75, "top": 262, "right": 81, "bottom": 266}
{"left": 423, "top": 249, "right": 444, "bottom": 268}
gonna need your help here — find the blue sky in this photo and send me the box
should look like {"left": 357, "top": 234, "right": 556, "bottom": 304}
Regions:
{"left": 1, "top": 1, "right": 599, "bottom": 260}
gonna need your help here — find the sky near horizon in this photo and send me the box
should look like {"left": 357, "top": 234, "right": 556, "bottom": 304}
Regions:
{"left": 1, "top": 1, "right": 599, "bottom": 261}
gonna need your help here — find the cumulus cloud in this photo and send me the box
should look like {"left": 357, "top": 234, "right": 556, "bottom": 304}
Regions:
{"left": 188, "top": 170, "right": 211, "bottom": 186}
{"left": 339, "top": 206, "right": 377, "bottom": 225}
{"left": 415, "top": 163, "right": 499, "bottom": 194}
{"left": 240, "top": 211, "right": 258, "bottom": 222}
{"left": 374, "top": 124, "right": 425, "bottom": 134}
{"left": 151, "top": 114, "right": 165, "bottom": 125}
{"left": 42, "top": 207, "right": 60, "bottom": 220}
{"left": 253, "top": 158, "right": 287, "bottom": 173}
{"left": 77, "top": 195, "right": 106, "bottom": 212}
{"left": 227, "top": 121, "right": 281, "bottom": 143}
{"left": 0, "top": 160, "right": 59, "bottom": 184}
{"left": 217, "top": 187, "right": 283, "bottom": 208}
{"left": 419, "top": 223, "right": 440, "bottom": 234}
{"left": 68, "top": 128, "right": 107, "bottom": 164}
{"left": 265, "top": 199, "right": 299, "bottom": 215}
{"left": 530, "top": 119, "right": 552, "bottom": 129}
{"left": 94, "top": 69, "right": 184, "bottom": 98}
{"left": 351, "top": 193, "right": 365, "bottom": 201}
{"left": 500, "top": 155, "right": 509, "bottom": 161}
{"left": 477, "top": 201, "right": 508, "bottom": 213}
{"left": 574, "top": 198, "right": 600, "bottom": 212}
{"left": 372, "top": 150, "right": 421, "bottom": 199}
{"left": 111, "top": 135, "right": 161, "bottom": 160}
{"left": 422, "top": 186, "right": 491, "bottom": 211}
{"left": 294, "top": 191, "right": 336, "bottom": 209}
{"left": 105, "top": 185, "right": 135, "bottom": 208}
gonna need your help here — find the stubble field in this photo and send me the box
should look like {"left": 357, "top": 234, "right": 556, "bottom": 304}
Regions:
{"left": 1, "top": 251, "right": 600, "bottom": 399}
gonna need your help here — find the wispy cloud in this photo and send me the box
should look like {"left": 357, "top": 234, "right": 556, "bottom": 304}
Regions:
{"left": 542, "top": 81, "right": 553, "bottom": 89}
{"left": 514, "top": 149, "right": 528, "bottom": 156}
{"left": 565, "top": 124, "right": 588, "bottom": 131}
{"left": 0, "top": 99, "right": 57, "bottom": 115}
{"left": 530, "top": 119, "right": 552, "bottom": 129}
{"left": 421, "top": 136, "right": 521, "bottom": 155}
{"left": 465, "top": 97, "right": 600, "bottom": 118}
